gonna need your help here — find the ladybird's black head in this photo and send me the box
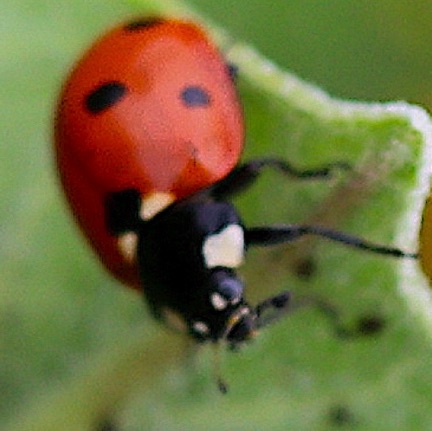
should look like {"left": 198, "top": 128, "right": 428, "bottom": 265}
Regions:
{"left": 187, "top": 269, "right": 256, "bottom": 344}
{"left": 188, "top": 302, "right": 258, "bottom": 346}
{"left": 186, "top": 270, "right": 291, "bottom": 347}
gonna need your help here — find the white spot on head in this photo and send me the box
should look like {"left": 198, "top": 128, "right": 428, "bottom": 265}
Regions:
{"left": 192, "top": 321, "right": 209, "bottom": 335}
{"left": 211, "top": 292, "right": 228, "bottom": 310}
{"left": 231, "top": 296, "right": 240, "bottom": 305}
{"left": 117, "top": 232, "right": 138, "bottom": 263}
{"left": 140, "top": 192, "right": 175, "bottom": 220}
{"left": 202, "top": 224, "right": 244, "bottom": 269}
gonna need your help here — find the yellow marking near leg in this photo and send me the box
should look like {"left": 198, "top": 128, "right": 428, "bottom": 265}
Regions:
{"left": 140, "top": 192, "right": 175, "bottom": 220}
{"left": 117, "top": 232, "right": 138, "bottom": 263}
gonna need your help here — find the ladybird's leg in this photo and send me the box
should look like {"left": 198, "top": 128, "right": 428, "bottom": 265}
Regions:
{"left": 105, "top": 189, "right": 143, "bottom": 235}
{"left": 245, "top": 225, "right": 417, "bottom": 258}
{"left": 246, "top": 224, "right": 417, "bottom": 339}
{"left": 253, "top": 291, "right": 352, "bottom": 338}
{"left": 254, "top": 291, "right": 291, "bottom": 329}
{"left": 210, "top": 157, "right": 350, "bottom": 200}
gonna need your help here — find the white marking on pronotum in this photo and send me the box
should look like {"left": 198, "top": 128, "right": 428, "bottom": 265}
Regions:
{"left": 140, "top": 192, "right": 175, "bottom": 220}
{"left": 117, "top": 232, "right": 138, "bottom": 263}
{"left": 202, "top": 224, "right": 244, "bottom": 269}
{"left": 211, "top": 292, "right": 228, "bottom": 310}
{"left": 192, "top": 321, "right": 210, "bottom": 335}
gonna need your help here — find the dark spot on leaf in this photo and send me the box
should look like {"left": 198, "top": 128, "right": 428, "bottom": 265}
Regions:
{"left": 95, "top": 419, "right": 118, "bottom": 431}
{"left": 355, "top": 314, "right": 386, "bottom": 336}
{"left": 328, "top": 405, "right": 356, "bottom": 427}
{"left": 294, "top": 256, "right": 317, "bottom": 279}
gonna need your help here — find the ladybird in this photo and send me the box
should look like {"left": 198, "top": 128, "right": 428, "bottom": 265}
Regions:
{"left": 55, "top": 18, "right": 243, "bottom": 288}
{"left": 55, "top": 17, "right": 417, "bottom": 388}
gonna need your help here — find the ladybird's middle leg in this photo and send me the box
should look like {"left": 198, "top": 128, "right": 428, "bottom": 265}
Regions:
{"left": 244, "top": 224, "right": 417, "bottom": 258}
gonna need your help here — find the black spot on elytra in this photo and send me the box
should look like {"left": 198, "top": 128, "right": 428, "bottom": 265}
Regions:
{"left": 85, "top": 82, "right": 127, "bottom": 114}
{"left": 180, "top": 85, "right": 211, "bottom": 108}
{"left": 124, "top": 17, "right": 165, "bottom": 31}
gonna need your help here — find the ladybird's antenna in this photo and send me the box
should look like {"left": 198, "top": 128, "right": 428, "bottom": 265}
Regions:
{"left": 212, "top": 343, "right": 229, "bottom": 394}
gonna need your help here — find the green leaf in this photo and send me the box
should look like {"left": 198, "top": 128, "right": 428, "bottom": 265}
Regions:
{"left": 2, "top": 1, "right": 432, "bottom": 430}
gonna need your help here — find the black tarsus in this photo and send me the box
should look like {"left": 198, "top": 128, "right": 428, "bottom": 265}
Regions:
{"left": 255, "top": 291, "right": 291, "bottom": 329}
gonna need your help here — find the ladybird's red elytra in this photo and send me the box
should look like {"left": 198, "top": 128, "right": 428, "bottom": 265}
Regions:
{"left": 55, "top": 17, "right": 244, "bottom": 287}
{"left": 55, "top": 17, "right": 417, "bottom": 392}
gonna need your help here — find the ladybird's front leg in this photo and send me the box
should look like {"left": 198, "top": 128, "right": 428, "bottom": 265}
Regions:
{"left": 254, "top": 291, "right": 353, "bottom": 339}
{"left": 244, "top": 224, "right": 416, "bottom": 339}
{"left": 210, "top": 157, "right": 350, "bottom": 200}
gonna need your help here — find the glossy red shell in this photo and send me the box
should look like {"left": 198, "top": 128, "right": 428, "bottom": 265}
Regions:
{"left": 55, "top": 18, "right": 244, "bottom": 287}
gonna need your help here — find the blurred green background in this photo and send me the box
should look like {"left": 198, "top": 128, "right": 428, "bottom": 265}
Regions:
{"left": 1, "top": 0, "right": 432, "bottom": 430}
{"left": 192, "top": 0, "right": 432, "bottom": 105}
